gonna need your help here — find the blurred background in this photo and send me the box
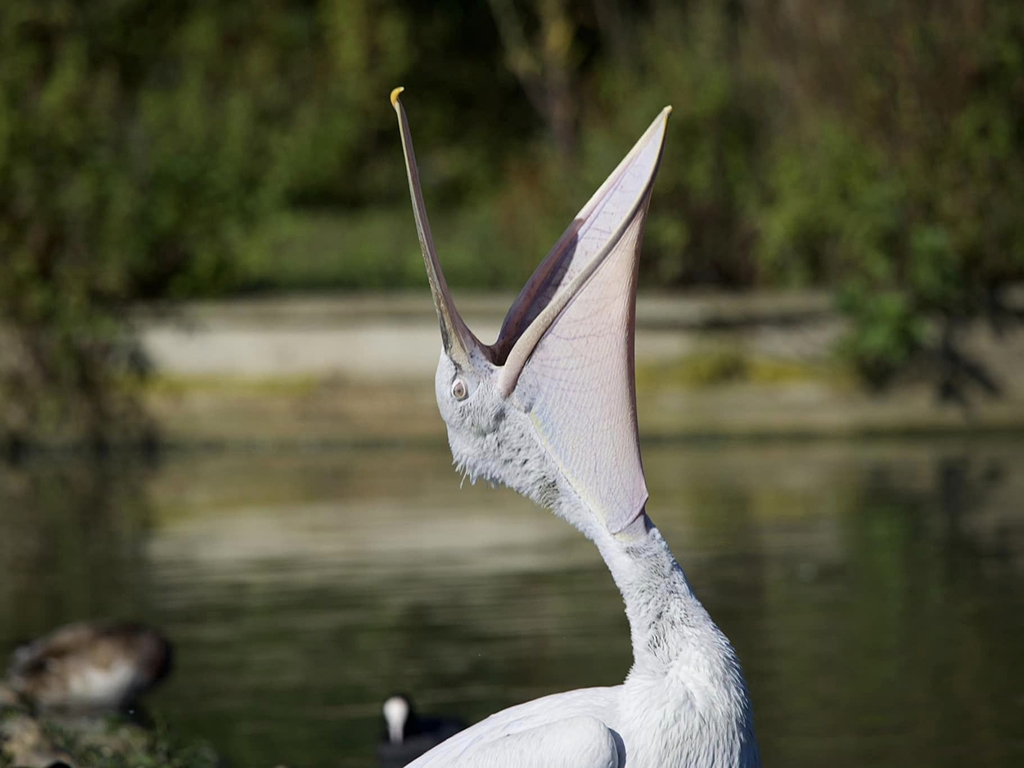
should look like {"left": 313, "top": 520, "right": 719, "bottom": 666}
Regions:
{"left": 1, "top": 0, "right": 1024, "bottom": 766}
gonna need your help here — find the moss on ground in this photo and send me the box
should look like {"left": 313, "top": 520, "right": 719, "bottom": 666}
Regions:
{"left": 636, "top": 348, "right": 853, "bottom": 390}
{"left": 1, "top": 700, "right": 220, "bottom": 768}
{"left": 44, "top": 718, "right": 220, "bottom": 768}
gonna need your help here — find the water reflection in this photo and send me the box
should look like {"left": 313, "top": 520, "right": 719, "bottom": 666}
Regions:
{"left": 2, "top": 439, "right": 1023, "bottom": 767}
{"left": 0, "top": 461, "right": 156, "bottom": 640}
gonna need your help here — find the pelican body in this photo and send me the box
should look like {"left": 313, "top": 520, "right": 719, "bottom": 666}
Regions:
{"left": 392, "top": 88, "right": 759, "bottom": 767}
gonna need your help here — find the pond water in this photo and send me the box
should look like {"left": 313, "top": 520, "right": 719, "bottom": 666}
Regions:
{"left": 1, "top": 437, "right": 1023, "bottom": 767}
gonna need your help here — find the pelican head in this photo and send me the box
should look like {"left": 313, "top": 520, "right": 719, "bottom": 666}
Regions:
{"left": 392, "top": 87, "right": 670, "bottom": 539}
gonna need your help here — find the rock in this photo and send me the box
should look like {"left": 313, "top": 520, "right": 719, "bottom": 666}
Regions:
{"left": 0, "top": 713, "right": 77, "bottom": 768}
{"left": 0, "top": 710, "right": 221, "bottom": 768}
{"left": 0, "top": 682, "right": 21, "bottom": 708}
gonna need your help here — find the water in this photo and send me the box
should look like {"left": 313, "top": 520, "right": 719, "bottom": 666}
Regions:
{"left": 2, "top": 437, "right": 1023, "bottom": 767}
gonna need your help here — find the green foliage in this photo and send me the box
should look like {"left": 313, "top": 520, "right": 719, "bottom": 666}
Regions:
{"left": 0, "top": 0, "right": 537, "bottom": 442}
{"left": 3, "top": 0, "right": 1024, "bottom": 440}
{"left": 588, "top": 0, "right": 760, "bottom": 286}
{"left": 0, "top": 1, "right": 304, "bottom": 439}
{"left": 753, "top": 0, "right": 1024, "bottom": 386}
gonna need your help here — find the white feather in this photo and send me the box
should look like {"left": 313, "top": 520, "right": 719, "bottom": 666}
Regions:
{"left": 66, "top": 660, "right": 137, "bottom": 709}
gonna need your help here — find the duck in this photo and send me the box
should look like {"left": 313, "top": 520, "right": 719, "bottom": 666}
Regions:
{"left": 5, "top": 621, "right": 173, "bottom": 714}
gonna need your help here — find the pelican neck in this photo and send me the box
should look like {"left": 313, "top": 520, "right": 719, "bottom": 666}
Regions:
{"left": 594, "top": 513, "right": 725, "bottom": 675}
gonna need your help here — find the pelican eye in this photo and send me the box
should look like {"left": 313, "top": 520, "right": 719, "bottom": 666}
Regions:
{"left": 451, "top": 378, "right": 468, "bottom": 401}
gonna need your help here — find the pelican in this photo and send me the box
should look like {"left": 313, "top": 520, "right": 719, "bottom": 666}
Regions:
{"left": 5, "top": 622, "right": 173, "bottom": 713}
{"left": 391, "top": 88, "right": 760, "bottom": 767}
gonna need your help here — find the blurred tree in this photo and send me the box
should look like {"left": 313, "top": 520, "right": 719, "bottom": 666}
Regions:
{"left": 587, "top": 0, "right": 760, "bottom": 287}
{"left": 486, "top": 0, "right": 583, "bottom": 161}
{"left": 0, "top": 0, "right": 302, "bottom": 443}
{"left": 469, "top": 0, "right": 761, "bottom": 292}
{"left": 482, "top": 0, "right": 1024, "bottom": 393}
{"left": 750, "top": 0, "right": 1024, "bottom": 391}
{"left": 2, "top": 0, "right": 1023, "bottom": 446}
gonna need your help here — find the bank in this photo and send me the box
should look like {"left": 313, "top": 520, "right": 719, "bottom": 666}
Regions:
{"left": 136, "top": 292, "right": 1024, "bottom": 446}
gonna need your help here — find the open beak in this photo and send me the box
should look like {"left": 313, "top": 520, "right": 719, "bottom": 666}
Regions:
{"left": 391, "top": 87, "right": 488, "bottom": 369}
{"left": 393, "top": 88, "right": 670, "bottom": 534}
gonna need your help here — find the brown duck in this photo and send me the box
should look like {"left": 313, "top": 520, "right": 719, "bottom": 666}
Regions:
{"left": 5, "top": 622, "right": 173, "bottom": 713}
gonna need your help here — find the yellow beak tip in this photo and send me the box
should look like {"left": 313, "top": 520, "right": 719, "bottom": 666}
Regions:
{"left": 390, "top": 86, "right": 405, "bottom": 108}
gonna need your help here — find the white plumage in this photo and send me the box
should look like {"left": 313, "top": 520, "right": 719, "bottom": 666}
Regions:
{"left": 391, "top": 87, "right": 760, "bottom": 767}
